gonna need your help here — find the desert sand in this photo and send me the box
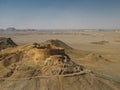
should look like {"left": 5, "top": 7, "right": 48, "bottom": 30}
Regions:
{"left": 0, "top": 30, "right": 120, "bottom": 90}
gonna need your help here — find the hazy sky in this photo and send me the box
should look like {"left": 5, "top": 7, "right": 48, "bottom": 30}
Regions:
{"left": 0, "top": 0, "right": 120, "bottom": 29}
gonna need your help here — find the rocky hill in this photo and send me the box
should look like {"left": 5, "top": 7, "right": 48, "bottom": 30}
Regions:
{"left": 0, "top": 37, "right": 17, "bottom": 50}
{"left": 41, "top": 39, "right": 73, "bottom": 53}
{"left": 0, "top": 39, "right": 119, "bottom": 90}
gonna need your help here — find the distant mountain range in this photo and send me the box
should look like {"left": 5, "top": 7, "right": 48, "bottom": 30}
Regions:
{"left": 0, "top": 27, "right": 120, "bottom": 32}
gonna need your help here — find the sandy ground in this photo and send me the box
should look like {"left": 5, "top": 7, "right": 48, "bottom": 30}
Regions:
{"left": 1, "top": 30, "right": 120, "bottom": 81}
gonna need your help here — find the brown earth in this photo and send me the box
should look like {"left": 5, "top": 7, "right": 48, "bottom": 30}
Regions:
{"left": 0, "top": 37, "right": 17, "bottom": 50}
{"left": 0, "top": 30, "right": 120, "bottom": 90}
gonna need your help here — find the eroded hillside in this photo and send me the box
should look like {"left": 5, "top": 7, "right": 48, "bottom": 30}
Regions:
{"left": 0, "top": 37, "right": 17, "bottom": 50}
{"left": 0, "top": 39, "right": 120, "bottom": 90}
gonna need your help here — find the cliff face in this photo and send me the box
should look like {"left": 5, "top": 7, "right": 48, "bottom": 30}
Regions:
{"left": 0, "top": 37, "right": 17, "bottom": 50}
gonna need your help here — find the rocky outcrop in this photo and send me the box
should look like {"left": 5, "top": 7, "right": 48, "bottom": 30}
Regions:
{"left": 0, "top": 39, "right": 120, "bottom": 90}
{"left": 41, "top": 39, "right": 73, "bottom": 53}
{"left": 0, "top": 42, "right": 85, "bottom": 78}
{"left": 42, "top": 55, "right": 84, "bottom": 76}
{"left": 0, "top": 37, "right": 17, "bottom": 50}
